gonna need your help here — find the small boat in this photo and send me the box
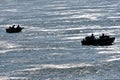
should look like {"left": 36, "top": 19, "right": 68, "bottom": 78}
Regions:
{"left": 81, "top": 34, "right": 115, "bottom": 46}
{"left": 6, "top": 25, "right": 24, "bottom": 33}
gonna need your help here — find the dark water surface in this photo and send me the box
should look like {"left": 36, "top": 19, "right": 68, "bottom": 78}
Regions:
{"left": 0, "top": 0, "right": 120, "bottom": 80}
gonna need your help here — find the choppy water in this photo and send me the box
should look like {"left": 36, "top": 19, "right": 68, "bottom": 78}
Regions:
{"left": 0, "top": 0, "right": 120, "bottom": 80}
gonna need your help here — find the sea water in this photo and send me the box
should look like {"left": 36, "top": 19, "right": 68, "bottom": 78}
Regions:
{"left": 0, "top": 0, "right": 120, "bottom": 80}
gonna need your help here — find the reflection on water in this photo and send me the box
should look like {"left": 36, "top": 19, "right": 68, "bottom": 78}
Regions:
{"left": 0, "top": 0, "right": 120, "bottom": 80}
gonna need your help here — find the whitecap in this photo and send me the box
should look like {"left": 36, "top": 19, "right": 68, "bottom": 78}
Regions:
{"left": 1, "top": 9, "right": 17, "bottom": 12}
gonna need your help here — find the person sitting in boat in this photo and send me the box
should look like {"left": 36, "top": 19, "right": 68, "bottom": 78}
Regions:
{"left": 11, "top": 25, "right": 15, "bottom": 29}
{"left": 85, "top": 34, "right": 95, "bottom": 40}
{"left": 91, "top": 33, "right": 95, "bottom": 40}
{"left": 9, "top": 26, "right": 12, "bottom": 29}
{"left": 16, "top": 25, "right": 20, "bottom": 29}
{"left": 8, "top": 25, "right": 15, "bottom": 29}
{"left": 100, "top": 33, "right": 109, "bottom": 39}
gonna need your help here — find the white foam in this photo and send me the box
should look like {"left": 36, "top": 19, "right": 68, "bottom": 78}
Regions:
{"left": 1, "top": 9, "right": 17, "bottom": 12}
{"left": 19, "top": 63, "right": 93, "bottom": 72}
{"left": 106, "top": 58, "right": 120, "bottom": 62}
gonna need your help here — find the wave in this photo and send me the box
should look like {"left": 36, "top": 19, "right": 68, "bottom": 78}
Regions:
{"left": 4, "top": 61, "right": 119, "bottom": 80}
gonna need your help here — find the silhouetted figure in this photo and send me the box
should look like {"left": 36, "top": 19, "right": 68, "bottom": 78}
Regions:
{"left": 12, "top": 25, "right": 15, "bottom": 29}
{"left": 99, "top": 33, "right": 104, "bottom": 39}
{"left": 102, "top": 33, "right": 104, "bottom": 38}
{"left": 91, "top": 33, "right": 95, "bottom": 39}
{"left": 17, "top": 25, "right": 20, "bottom": 29}
{"left": 102, "top": 33, "right": 104, "bottom": 37}
{"left": 100, "top": 33, "right": 109, "bottom": 39}
{"left": 9, "top": 26, "right": 12, "bottom": 29}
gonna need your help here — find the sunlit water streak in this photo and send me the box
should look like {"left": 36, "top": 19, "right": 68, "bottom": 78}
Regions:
{"left": 0, "top": 0, "right": 120, "bottom": 80}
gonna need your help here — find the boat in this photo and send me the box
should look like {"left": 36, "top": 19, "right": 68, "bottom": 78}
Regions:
{"left": 81, "top": 34, "right": 115, "bottom": 46}
{"left": 6, "top": 25, "right": 24, "bottom": 33}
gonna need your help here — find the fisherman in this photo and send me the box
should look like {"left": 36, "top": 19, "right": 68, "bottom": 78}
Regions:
{"left": 9, "top": 26, "right": 12, "bottom": 29}
{"left": 91, "top": 33, "right": 95, "bottom": 40}
{"left": 100, "top": 33, "right": 105, "bottom": 39}
{"left": 102, "top": 33, "right": 105, "bottom": 37}
{"left": 16, "top": 25, "right": 20, "bottom": 29}
{"left": 12, "top": 25, "right": 15, "bottom": 29}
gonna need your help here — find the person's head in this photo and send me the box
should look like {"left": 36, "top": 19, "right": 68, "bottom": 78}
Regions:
{"left": 102, "top": 33, "right": 104, "bottom": 36}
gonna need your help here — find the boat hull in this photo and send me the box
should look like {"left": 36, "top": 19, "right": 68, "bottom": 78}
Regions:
{"left": 6, "top": 28, "right": 23, "bottom": 33}
{"left": 81, "top": 37, "right": 115, "bottom": 46}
